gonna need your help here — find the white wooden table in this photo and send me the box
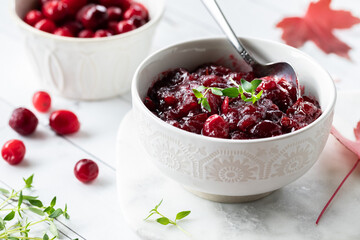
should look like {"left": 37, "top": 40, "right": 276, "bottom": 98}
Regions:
{"left": 1, "top": 0, "right": 360, "bottom": 239}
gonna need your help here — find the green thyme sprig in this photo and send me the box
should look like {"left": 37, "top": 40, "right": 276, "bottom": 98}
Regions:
{"left": 192, "top": 78, "right": 264, "bottom": 112}
{"left": 144, "top": 200, "right": 191, "bottom": 236}
{"left": 0, "top": 175, "right": 73, "bottom": 240}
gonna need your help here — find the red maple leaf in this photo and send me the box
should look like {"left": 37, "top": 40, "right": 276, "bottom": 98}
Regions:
{"left": 276, "top": 0, "right": 360, "bottom": 59}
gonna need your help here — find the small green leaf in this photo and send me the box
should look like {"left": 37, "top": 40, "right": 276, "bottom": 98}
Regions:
{"left": 8, "top": 237, "right": 19, "bottom": 240}
{"left": 49, "top": 221, "right": 59, "bottom": 237}
{"left": 0, "top": 217, "right": 5, "bottom": 231}
{"left": 155, "top": 199, "right": 163, "bottom": 211}
{"left": 49, "top": 208, "right": 63, "bottom": 219}
{"left": 156, "top": 217, "right": 170, "bottom": 225}
{"left": 210, "top": 88, "right": 223, "bottom": 96}
{"left": 29, "top": 207, "right": 45, "bottom": 216}
{"left": 43, "top": 234, "right": 49, "bottom": 240}
{"left": 256, "top": 90, "right": 264, "bottom": 99}
{"left": 24, "top": 174, "right": 34, "bottom": 188}
{"left": 250, "top": 79, "right": 262, "bottom": 91}
{"left": 222, "top": 87, "right": 240, "bottom": 98}
{"left": 196, "top": 86, "right": 206, "bottom": 92}
{"left": 175, "top": 211, "right": 191, "bottom": 221}
{"left": 4, "top": 211, "right": 15, "bottom": 221}
{"left": 241, "top": 79, "right": 253, "bottom": 92}
{"left": 0, "top": 187, "right": 10, "bottom": 195}
{"left": 23, "top": 195, "right": 39, "bottom": 200}
{"left": 192, "top": 89, "right": 203, "bottom": 99}
{"left": 50, "top": 197, "right": 56, "bottom": 207}
{"left": 29, "top": 199, "right": 43, "bottom": 208}
{"left": 64, "top": 212, "right": 70, "bottom": 220}
{"left": 44, "top": 206, "right": 55, "bottom": 215}
{"left": 201, "top": 98, "right": 211, "bottom": 112}
{"left": 18, "top": 191, "right": 23, "bottom": 208}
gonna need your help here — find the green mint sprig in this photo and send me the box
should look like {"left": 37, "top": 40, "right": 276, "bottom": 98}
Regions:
{"left": 192, "top": 78, "right": 264, "bottom": 112}
{"left": 0, "top": 175, "right": 74, "bottom": 240}
{"left": 144, "top": 200, "right": 191, "bottom": 236}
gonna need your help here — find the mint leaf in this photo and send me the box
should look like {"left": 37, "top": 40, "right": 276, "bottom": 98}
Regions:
{"left": 23, "top": 195, "right": 39, "bottom": 200}
{"left": 156, "top": 217, "right": 170, "bottom": 225}
{"left": 210, "top": 88, "right": 223, "bottom": 96}
{"left": 192, "top": 89, "right": 203, "bottom": 99}
{"left": 251, "top": 79, "right": 262, "bottom": 91}
{"left": 0, "top": 188, "right": 10, "bottom": 195}
{"left": 222, "top": 87, "right": 239, "bottom": 98}
{"left": 29, "top": 207, "right": 45, "bottom": 216}
{"left": 4, "top": 211, "right": 15, "bottom": 221}
{"left": 241, "top": 79, "right": 253, "bottom": 92}
{"left": 18, "top": 191, "right": 23, "bottom": 208}
{"left": 29, "top": 199, "right": 43, "bottom": 208}
{"left": 196, "top": 86, "right": 206, "bottom": 92}
{"left": 0, "top": 217, "right": 5, "bottom": 231}
{"left": 50, "top": 197, "right": 56, "bottom": 207}
{"left": 43, "top": 234, "right": 49, "bottom": 240}
{"left": 175, "top": 211, "right": 191, "bottom": 221}
{"left": 49, "top": 208, "right": 63, "bottom": 219}
{"left": 49, "top": 221, "right": 58, "bottom": 237}
{"left": 24, "top": 174, "right": 34, "bottom": 188}
{"left": 201, "top": 98, "right": 211, "bottom": 112}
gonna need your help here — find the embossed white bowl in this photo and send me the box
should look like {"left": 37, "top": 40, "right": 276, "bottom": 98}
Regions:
{"left": 131, "top": 37, "right": 336, "bottom": 203}
{"left": 12, "top": 0, "right": 164, "bottom": 100}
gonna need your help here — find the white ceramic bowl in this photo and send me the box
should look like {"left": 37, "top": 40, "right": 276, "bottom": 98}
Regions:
{"left": 12, "top": 0, "right": 164, "bottom": 100}
{"left": 132, "top": 37, "right": 336, "bottom": 203}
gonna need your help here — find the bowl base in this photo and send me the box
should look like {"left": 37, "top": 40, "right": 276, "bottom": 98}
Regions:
{"left": 184, "top": 187, "right": 275, "bottom": 203}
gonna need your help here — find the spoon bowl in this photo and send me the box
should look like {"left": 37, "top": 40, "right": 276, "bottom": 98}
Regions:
{"left": 202, "top": 0, "right": 300, "bottom": 98}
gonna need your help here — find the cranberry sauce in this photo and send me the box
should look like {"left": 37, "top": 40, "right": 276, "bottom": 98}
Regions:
{"left": 145, "top": 64, "right": 322, "bottom": 139}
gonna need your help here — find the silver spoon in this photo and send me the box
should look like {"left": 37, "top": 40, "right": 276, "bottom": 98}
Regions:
{"left": 201, "top": 0, "right": 300, "bottom": 98}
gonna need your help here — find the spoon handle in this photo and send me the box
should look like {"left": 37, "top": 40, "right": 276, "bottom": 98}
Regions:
{"left": 201, "top": 0, "right": 257, "bottom": 66}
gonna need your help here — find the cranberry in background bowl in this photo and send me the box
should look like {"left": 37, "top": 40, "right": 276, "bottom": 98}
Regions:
{"left": 130, "top": 37, "right": 336, "bottom": 203}
{"left": 11, "top": 0, "right": 164, "bottom": 100}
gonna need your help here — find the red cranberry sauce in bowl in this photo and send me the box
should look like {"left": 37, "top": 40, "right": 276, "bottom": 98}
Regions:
{"left": 144, "top": 64, "right": 322, "bottom": 139}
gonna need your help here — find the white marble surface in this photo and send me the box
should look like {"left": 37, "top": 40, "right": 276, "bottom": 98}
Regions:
{"left": 117, "top": 91, "right": 360, "bottom": 240}
{"left": 0, "top": 0, "right": 360, "bottom": 239}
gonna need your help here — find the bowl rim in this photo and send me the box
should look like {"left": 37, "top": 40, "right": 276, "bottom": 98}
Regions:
{"left": 11, "top": 0, "right": 165, "bottom": 43}
{"left": 132, "top": 36, "right": 337, "bottom": 144}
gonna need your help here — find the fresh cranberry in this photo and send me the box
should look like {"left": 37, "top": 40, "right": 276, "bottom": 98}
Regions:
{"left": 77, "top": 4, "right": 108, "bottom": 30}
{"left": 62, "top": 0, "right": 87, "bottom": 15}
{"left": 34, "top": 19, "right": 56, "bottom": 33}
{"left": 203, "top": 114, "right": 229, "bottom": 138}
{"left": 107, "top": 6, "right": 122, "bottom": 21}
{"left": 9, "top": 108, "right": 38, "bottom": 136}
{"left": 54, "top": 27, "right": 74, "bottom": 37}
{"left": 78, "top": 29, "right": 94, "bottom": 38}
{"left": 94, "top": 29, "right": 112, "bottom": 37}
{"left": 32, "top": 91, "right": 52, "bottom": 112}
{"left": 49, "top": 110, "right": 80, "bottom": 135}
{"left": 116, "top": 20, "right": 136, "bottom": 34}
{"left": 250, "top": 120, "right": 282, "bottom": 138}
{"left": 24, "top": 10, "right": 44, "bottom": 26}
{"left": 107, "top": 21, "right": 118, "bottom": 34}
{"left": 1, "top": 140, "right": 26, "bottom": 165}
{"left": 63, "top": 21, "right": 83, "bottom": 35}
{"left": 42, "top": 0, "right": 68, "bottom": 22}
{"left": 99, "top": 0, "right": 131, "bottom": 9}
{"left": 130, "top": 15, "right": 146, "bottom": 28}
{"left": 221, "top": 96, "right": 229, "bottom": 114}
{"left": 123, "top": 3, "right": 148, "bottom": 21}
{"left": 74, "top": 159, "right": 99, "bottom": 183}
